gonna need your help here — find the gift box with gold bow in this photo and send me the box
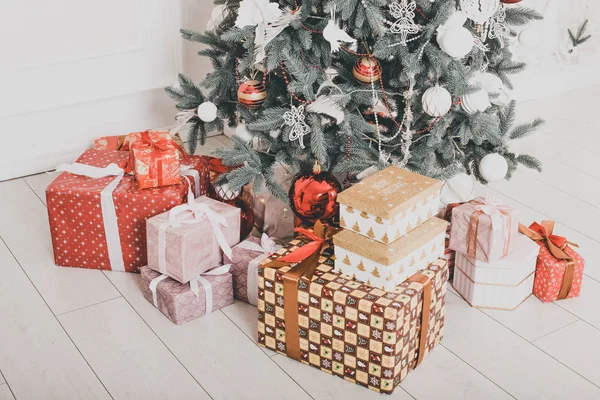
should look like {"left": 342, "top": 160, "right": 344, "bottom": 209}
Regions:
{"left": 449, "top": 196, "right": 519, "bottom": 263}
{"left": 129, "top": 131, "right": 188, "bottom": 189}
{"left": 520, "top": 221, "right": 584, "bottom": 303}
{"left": 257, "top": 222, "right": 448, "bottom": 394}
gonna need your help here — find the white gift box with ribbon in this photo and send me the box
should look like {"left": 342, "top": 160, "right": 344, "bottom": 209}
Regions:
{"left": 141, "top": 264, "right": 234, "bottom": 325}
{"left": 146, "top": 192, "right": 241, "bottom": 284}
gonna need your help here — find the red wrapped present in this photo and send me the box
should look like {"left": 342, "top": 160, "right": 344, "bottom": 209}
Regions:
{"left": 47, "top": 149, "right": 192, "bottom": 273}
{"left": 141, "top": 265, "right": 234, "bottom": 325}
{"left": 519, "top": 221, "right": 584, "bottom": 303}
{"left": 129, "top": 132, "right": 187, "bottom": 189}
{"left": 93, "top": 131, "right": 184, "bottom": 152}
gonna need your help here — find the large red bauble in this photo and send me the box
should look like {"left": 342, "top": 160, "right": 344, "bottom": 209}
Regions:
{"left": 353, "top": 56, "right": 382, "bottom": 85}
{"left": 237, "top": 79, "right": 267, "bottom": 109}
{"left": 289, "top": 171, "right": 342, "bottom": 223}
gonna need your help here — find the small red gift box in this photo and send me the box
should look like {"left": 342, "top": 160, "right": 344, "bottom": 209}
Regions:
{"left": 520, "top": 221, "right": 584, "bottom": 303}
{"left": 129, "top": 132, "right": 187, "bottom": 190}
{"left": 94, "top": 131, "right": 184, "bottom": 152}
{"left": 47, "top": 149, "right": 192, "bottom": 273}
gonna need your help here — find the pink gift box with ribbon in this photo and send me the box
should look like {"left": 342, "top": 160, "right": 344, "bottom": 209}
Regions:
{"left": 146, "top": 194, "right": 241, "bottom": 284}
{"left": 449, "top": 196, "right": 518, "bottom": 263}
{"left": 223, "top": 234, "right": 281, "bottom": 306}
{"left": 140, "top": 265, "right": 234, "bottom": 325}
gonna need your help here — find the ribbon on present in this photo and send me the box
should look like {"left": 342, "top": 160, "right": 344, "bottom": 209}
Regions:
{"left": 55, "top": 162, "right": 126, "bottom": 272}
{"left": 157, "top": 188, "right": 233, "bottom": 275}
{"left": 180, "top": 165, "right": 201, "bottom": 197}
{"left": 261, "top": 221, "right": 338, "bottom": 361}
{"left": 150, "top": 264, "right": 231, "bottom": 314}
{"left": 407, "top": 274, "right": 433, "bottom": 367}
{"left": 129, "top": 131, "right": 188, "bottom": 187}
{"left": 519, "top": 221, "right": 579, "bottom": 300}
{"left": 466, "top": 195, "right": 513, "bottom": 259}
{"left": 235, "top": 234, "right": 281, "bottom": 305}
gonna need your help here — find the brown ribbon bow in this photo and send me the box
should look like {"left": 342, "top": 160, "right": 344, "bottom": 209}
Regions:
{"left": 262, "top": 221, "right": 338, "bottom": 361}
{"left": 519, "top": 221, "right": 578, "bottom": 300}
{"left": 128, "top": 131, "right": 188, "bottom": 186}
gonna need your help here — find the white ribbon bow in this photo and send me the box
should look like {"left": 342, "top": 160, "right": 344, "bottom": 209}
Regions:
{"left": 150, "top": 264, "right": 231, "bottom": 315}
{"left": 234, "top": 233, "right": 281, "bottom": 255}
{"left": 55, "top": 162, "right": 126, "bottom": 272}
{"left": 474, "top": 194, "right": 513, "bottom": 232}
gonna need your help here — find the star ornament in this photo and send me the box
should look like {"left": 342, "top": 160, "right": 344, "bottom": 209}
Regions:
{"left": 283, "top": 105, "right": 311, "bottom": 149}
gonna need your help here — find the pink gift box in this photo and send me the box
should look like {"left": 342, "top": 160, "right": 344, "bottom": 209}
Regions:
{"left": 146, "top": 196, "right": 241, "bottom": 283}
{"left": 141, "top": 266, "right": 234, "bottom": 325}
{"left": 449, "top": 197, "right": 518, "bottom": 263}
{"left": 223, "top": 235, "right": 280, "bottom": 305}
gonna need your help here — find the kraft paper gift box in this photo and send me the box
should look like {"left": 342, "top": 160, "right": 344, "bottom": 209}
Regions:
{"left": 449, "top": 196, "right": 518, "bottom": 263}
{"left": 337, "top": 166, "right": 442, "bottom": 245}
{"left": 333, "top": 218, "right": 447, "bottom": 291}
{"left": 223, "top": 234, "right": 281, "bottom": 306}
{"left": 453, "top": 233, "right": 539, "bottom": 310}
{"left": 93, "top": 132, "right": 184, "bottom": 152}
{"left": 146, "top": 195, "right": 241, "bottom": 284}
{"left": 258, "top": 229, "right": 447, "bottom": 395}
{"left": 129, "top": 131, "right": 187, "bottom": 190}
{"left": 141, "top": 265, "right": 234, "bottom": 325}
{"left": 47, "top": 150, "right": 192, "bottom": 273}
{"left": 519, "top": 221, "right": 585, "bottom": 303}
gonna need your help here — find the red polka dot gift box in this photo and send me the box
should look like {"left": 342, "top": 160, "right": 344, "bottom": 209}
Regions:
{"left": 520, "top": 221, "right": 584, "bottom": 303}
{"left": 46, "top": 150, "right": 207, "bottom": 273}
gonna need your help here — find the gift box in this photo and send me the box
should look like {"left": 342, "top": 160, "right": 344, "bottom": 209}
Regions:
{"left": 443, "top": 225, "right": 455, "bottom": 281}
{"left": 93, "top": 132, "right": 184, "bottom": 152}
{"left": 141, "top": 265, "right": 234, "bottom": 325}
{"left": 179, "top": 155, "right": 211, "bottom": 198}
{"left": 453, "top": 233, "right": 539, "bottom": 310}
{"left": 520, "top": 221, "right": 584, "bottom": 303}
{"left": 47, "top": 150, "right": 191, "bottom": 273}
{"left": 130, "top": 132, "right": 186, "bottom": 189}
{"left": 223, "top": 234, "right": 281, "bottom": 305}
{"left": 337, "top": 166, "right": 442, "bottom": 245}
{"left": 258, "top": 226, "right": 447, "bottom": 395}
{"left": 146, "top": 195, "right": 241, "bottom": 284}
{"left": 333, "top": 218, "right": 447, "bottom": 291}
{"left": 449, "top": 196, "right": 518, "bottom": 263}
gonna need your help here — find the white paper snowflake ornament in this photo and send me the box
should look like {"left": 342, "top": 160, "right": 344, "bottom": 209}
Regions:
{"left": 283, "top": 105, "right": 311, "bottom": 148}
{"left": 388, "top": 0, "right": 420, "bottom": 45}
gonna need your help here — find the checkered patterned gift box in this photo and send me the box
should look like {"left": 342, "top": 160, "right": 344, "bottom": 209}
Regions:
{"left": 257, "top": 232, "right": 448, "bottom": 395}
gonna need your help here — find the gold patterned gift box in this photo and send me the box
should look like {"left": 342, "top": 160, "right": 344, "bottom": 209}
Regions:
{"left": 334, "top": 218, "right": 448, "bottom": 291}
{"left": 337, "top": 166, "right": 442, "bottom": 245}
{"left": 257, "top": 237, "right": 448, "bottom": 395}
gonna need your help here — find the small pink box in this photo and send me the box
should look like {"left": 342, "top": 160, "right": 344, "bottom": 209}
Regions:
{"left": 146, "top": 196, "right": 241, "bottom": 283}
{"left": 141, "top": 266, "right": 234, "bottom": 325}
{"left": 449, "top": 197, "right": 518, "bottom": 263}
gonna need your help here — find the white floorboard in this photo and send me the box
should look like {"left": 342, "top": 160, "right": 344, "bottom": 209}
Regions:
{"left": 1, "top": 86, "right": 600, "bottom": 399}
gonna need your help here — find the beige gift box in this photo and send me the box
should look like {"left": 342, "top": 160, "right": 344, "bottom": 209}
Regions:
{"left": 337, "top": 167, "right": 442, "bottom": 244}
{"left": 333, "top": 218, "right": 448, "bottom": 291}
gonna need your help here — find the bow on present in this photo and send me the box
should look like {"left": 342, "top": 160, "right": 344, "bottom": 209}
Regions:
{"left": 150, "top": 264, "right": 231, "bottom": 314}
{"left": 262, "top": 221, "right": 339, "bottom": 361}
{"left": 467, "top": 195, "right": 514, "bottom": 259}
{"left": 519, "top": 221, "right": 579, "bottom": 300}
{"left": 235, "top": 233, "right": 281, "bottom": 256}
{"left": 129, "top": 131, "right": 188, "bottom": 186}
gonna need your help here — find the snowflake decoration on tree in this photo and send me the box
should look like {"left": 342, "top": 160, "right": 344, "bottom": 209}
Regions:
{"left": 389, "top": 0, "right": 420, "bottom": 45}
{"left": 283, "top": 105, "right": 310, "bottom": 149}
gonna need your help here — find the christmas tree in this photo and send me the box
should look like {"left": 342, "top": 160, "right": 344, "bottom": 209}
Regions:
{"left": 166, "top": 0, "right": 544, "bottom": 198}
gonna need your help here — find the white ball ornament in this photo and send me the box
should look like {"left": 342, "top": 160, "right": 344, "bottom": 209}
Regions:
{"left": 462, "top": 89, "right": 491, "bottom": 115}
{"left": 437, "top": 27, "right": 474, "bottom": 58}
{"left": 479, "top": 153, "right": 509, "bottom": 182}
{"left": 422, "top": 86, "right": 452, "bottom": 117}
{"left": 518, "top": 27, "right": 540, "bottom": 48}
{"left": 234, "top": 124, "right": 254, "bottom": 142}
{"left": 197, "top": 101, "right": 218, "bottom": 122}
{"left": 440, "top": 172, "right": 475, "bottom": 204}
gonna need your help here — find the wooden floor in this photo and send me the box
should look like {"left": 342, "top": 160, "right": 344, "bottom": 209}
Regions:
{"left": 1, "top": 86, "right": 600, "bottom": 399}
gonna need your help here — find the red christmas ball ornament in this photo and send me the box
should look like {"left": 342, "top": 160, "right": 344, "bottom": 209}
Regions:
{"left": 237, "top": 79, "right": 267, "bottom": 109}
{"left": 500, "top": 0, "right": 522, "bottom": 3}
{"left": 289, "top": 161, "right": 342, "bottom": 224}
{"left": 214, "top": 182, "right": 255, "bottom": 240}
{"left": 353, "top": 56, "right": 382, "bottom": 85}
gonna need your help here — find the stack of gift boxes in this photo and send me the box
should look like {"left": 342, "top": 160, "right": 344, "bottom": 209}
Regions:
{"left": 446, "top": 198, "right": 585, "bottom": 308}
{"left": 46, "top": 131, "right": 269, "bottom": 325}
{"left": 258, "top": 167, "right": 450, "bottom": 394}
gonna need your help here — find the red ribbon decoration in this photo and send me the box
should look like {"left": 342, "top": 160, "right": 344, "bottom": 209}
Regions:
{"left": 276, "top": 228, "right": 325, "bottom": 264}
{"left": 129, "top": 131, "right": 188, "bottom": 186}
